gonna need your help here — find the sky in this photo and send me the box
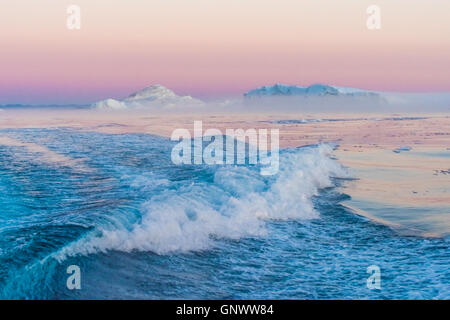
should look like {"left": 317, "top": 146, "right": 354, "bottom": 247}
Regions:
{"left": 1, "top": 0, "right": 450, "bottom": 104}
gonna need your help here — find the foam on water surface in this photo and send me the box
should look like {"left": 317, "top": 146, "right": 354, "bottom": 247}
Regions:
{"left": 0, "top": 129, "right": 448, "bottom": 299}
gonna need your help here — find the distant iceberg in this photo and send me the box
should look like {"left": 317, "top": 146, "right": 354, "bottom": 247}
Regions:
{"left": 393, "top": 146, "right": 412, "bottom": 153}
{"left": 244, "top": 83, "right": 381, "bottom": 98}
{"left": 94, "top": 98, "right": 127, "bottom": 110}
{"left": 93, "top": 85, "right": 204, "bottom": 110}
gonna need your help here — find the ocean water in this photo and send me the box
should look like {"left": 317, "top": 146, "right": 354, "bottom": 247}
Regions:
{"left": 0, "top": 128, "right": 448, "bottom": 299}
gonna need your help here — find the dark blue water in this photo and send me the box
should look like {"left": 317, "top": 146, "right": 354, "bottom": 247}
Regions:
{"left": 0, "top": 128, "right": 448, "bottom": 299}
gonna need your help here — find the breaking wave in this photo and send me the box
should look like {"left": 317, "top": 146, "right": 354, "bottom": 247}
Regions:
{"left": 55, "top": 144, "right": 347, "bottom": 258}
{"left": 2, "top": 129, "right": 448, "bottom": 299}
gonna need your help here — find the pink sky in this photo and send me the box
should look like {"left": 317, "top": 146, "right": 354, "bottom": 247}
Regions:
{"left": 1, "top": 0, "right": 450, "bottom": 104}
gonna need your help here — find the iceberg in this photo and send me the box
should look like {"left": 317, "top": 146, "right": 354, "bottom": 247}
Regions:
{"left": 244, "top": 83, "right": 380, "bottom": 98}
{"left": 93, "top": 85, "right": 204, "bottom": 110}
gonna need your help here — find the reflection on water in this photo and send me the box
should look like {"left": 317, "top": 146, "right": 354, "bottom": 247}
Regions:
{"left": 337, "top": 148, "right": 450, "bottom": 237}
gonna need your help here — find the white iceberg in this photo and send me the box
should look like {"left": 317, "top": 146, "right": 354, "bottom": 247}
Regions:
{"left": 93, "top": 85, "right": 204, "bottom": 110}
{"left": 244, "top": 83, "right": 381, "bottom": 98}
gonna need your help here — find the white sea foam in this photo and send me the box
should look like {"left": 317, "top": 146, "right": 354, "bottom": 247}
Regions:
{"left": 54, "top": 144, "right": 348, "bottom": 259}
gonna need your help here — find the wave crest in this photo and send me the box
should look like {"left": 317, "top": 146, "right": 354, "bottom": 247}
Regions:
{"left": 55, "top": 144, "right": 348, "bottom": 258}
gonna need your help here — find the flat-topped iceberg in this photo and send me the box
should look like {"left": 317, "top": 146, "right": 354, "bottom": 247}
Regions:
{"left": 393, "top": 146, "right": 412, "bottom": 153}
{"left": 244, "top": 83, "right": 380, "bottom": 98}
